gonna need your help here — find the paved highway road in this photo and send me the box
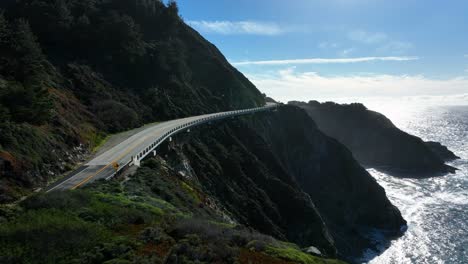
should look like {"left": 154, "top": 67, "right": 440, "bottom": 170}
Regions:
{"left": 47, "top": 103, "right": 277, "bottom": 192}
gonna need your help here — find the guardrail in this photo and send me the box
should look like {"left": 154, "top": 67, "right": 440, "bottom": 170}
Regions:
{"left": 106, "top": 104, "right": 278, "bottom": 180}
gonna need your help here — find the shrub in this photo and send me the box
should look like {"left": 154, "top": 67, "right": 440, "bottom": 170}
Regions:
{"left": 93, "top": 100, "right": 140, "bottom": 133}
{"left": 0, "top": 209, "right": 110, "bottom": 264}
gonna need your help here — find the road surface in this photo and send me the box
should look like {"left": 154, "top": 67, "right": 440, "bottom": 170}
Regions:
{"left": 47, "top": 104, "right": 277, "bottom": 192}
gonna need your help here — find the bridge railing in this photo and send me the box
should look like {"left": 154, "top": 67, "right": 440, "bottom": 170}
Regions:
{"left": 106, "top": 104, "right": 278, "bottom": 180}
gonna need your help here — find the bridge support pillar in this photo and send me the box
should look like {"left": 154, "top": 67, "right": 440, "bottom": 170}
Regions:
{"left": 153, "top": 150, "right": 157, "bottom": 156}
{"left": 169, "top": 137, "right": 172, "bottom": 142}
{"left": 133, "top": 156, "right": 141, "bottom": 167}
{"left": 187, "top": 129, "right": 190, "bottom": 133}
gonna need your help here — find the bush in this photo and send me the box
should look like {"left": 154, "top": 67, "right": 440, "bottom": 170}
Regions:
{"left": 93, "top": 100, "right": 140, "bottom": 132}
{"left": 0, "top": 209, "right": 110, "bottom": 264}
{"left": 21, "top": 190, "right": 91, "bottom": 210}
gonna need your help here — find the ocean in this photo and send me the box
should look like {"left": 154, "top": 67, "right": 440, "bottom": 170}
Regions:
{"left": 363, "top": 105, "right": 468, "bottom": 264}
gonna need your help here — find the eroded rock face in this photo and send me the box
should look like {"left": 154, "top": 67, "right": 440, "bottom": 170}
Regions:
{"left": 168, "top": 124, "right": 337, "bottom": 256}
{"left": 291, "top": 101, "right": 457, "bottom": 177}
{"left": 425, "top": 141, "right": 460, "bottom": 161}
{"left": 167, "top": 106, "right": 406, "bottom": 262}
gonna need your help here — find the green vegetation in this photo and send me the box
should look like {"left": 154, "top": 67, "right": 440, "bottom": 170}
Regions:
{"left": 0, "top": 0, "right": 265, "bottom": 201}
{"left": 0, "top": 14, "right": 52, "bottom": 125}
{"left": 0, "top": 209, "right": 111, "bottom": 263}
{"left": 0, "top": 159, "right": 346, "bottom": 263}
{"left": 91, "top": 133, "right": 110, "bottom": 153}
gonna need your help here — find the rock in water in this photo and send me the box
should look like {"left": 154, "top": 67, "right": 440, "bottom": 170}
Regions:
{"left": 425, "top": 141, "right": 460, "bottom": 161}
{"left": 291, "top": 101, "right": 457, "bottom": 177}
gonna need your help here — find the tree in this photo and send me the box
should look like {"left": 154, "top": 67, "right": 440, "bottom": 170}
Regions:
{"left": 0, "top": 81, "right": 52, "bottom": 125}
{"left": 0, "top": 19, "right": 52, "bottom": 125}
{"left": 93, "top": 100, "right": 140, "bottom": 132}
{"left": 0, "top": 11, "right": 8, "bottom": 44}
{"left": 0, "top": 12, "right": 11, "bottom": 75}
{"left": 167, "top": 0, "right": 179, "bottom": 14}
{"left": 11, "top": 19, "right": 46, "bottom": 82}
{"left": 19, "top": 0, "right": 72, "bottom": 43}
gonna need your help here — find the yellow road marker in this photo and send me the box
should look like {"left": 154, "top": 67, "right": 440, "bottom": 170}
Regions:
{"left": 70, "top": 122, "right": 177, "bottom": 189}
{"left": 69, "top": 107, "right": 270, "bottom": 190}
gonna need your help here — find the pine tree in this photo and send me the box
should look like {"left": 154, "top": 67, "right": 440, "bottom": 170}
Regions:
{"left": 0, "top": 11, "right": 11, "bottom": 75}
{"left": 12, "top": 19, "right": 46, "bottom": 82}
{"left": 2, "top": 19, "right": 53, "bottom": 124}
{"left": 167, "top": 0, "right": 179, "bottom": 16}
{"left": 0, "top": 12, "right": 8, "bottom": 44}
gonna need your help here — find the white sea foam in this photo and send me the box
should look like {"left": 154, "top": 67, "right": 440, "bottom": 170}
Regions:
{"left": 366, "top": 105, "right": 468, "bottom": 264}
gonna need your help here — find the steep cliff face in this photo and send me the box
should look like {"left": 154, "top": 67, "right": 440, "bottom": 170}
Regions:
{"left": 166, "top": 117, "right": 337, "bottom": 256}
{"left": 291, "top": 101, "right": 457, "bottom": 177}
{"left": 165, "top": 106, "right": 406, "bottom": 262}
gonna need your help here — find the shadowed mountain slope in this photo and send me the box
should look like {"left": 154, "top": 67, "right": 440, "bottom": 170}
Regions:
{"left": 291, "top": 101, "right": 457, "bottom": 177}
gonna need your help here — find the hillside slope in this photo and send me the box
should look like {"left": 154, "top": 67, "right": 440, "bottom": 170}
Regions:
{"left": 0, "top": 106, "right": 404, "bottom": 263}
{"left": 0, "top": 0, "right": 264, "bottom": 201}
{"left": 291, "top": 101, "right": 457, "bottom": 176}
{"left": 0, "top": 1, "right": 406, "bottom": 262}
{"left": 0, "top": 157, "right": 345, "bottom": 264}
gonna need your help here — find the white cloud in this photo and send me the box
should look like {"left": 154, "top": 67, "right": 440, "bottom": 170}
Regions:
{"left": 348, "top": 30, "right": 413, "bottom": 54}
{"left": 187, "top": 20, "right": 284, "bottom": 36}
{"left": 348, "top": 30, "right": 388, "bottom": 44}
{"left": 231, "top": 56, "right": 418, "bottom": 66}
{"left": 245, "top": 68, "right": 468, "bottom": 104}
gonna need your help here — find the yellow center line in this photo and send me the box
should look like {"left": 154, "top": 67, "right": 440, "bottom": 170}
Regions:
{"left": 70, "top": 164, "right": 111, "bottom": 190}
{"left": 69, "top": 106, "right": 271, "bottom": 190}
{"left": 70, "top": 122, "right": 176, "bottom": 190}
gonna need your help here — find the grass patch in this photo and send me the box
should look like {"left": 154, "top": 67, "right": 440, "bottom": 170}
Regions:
{"left": 180, "top": 181, "right": 201, "bottom": 204}
{"left": 91, "top": 132, "right": 110, "bottom": 152}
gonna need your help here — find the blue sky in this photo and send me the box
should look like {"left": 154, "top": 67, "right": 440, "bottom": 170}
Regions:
{"left": 176, "top": 0, "right": 468, "bottom": 104}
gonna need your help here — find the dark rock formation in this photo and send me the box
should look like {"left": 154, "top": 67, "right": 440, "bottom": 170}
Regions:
{"left": 166, "top": 105, "right": 406, "bottom": 262}
{"left": 291, "top": 101, "right": 457, "bottom": 177}
{"left": 0, "top": 1, "right": 407, "bottom": 262}
{"left": 425, "top": 141, "right": 460, "bottom": 161}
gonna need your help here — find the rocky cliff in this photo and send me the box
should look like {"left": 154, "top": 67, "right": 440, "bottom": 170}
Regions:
{"left": 165, "top": 106, "right": 406, "bottom": 262}
{"left": 0, "top": 105, "right": 404, "bottom": 263}
{"left": 291, "top": 101, "right": 457, "bottom": 177}
{"left": 0, "top": 1, "right": 407, "bottom": 263}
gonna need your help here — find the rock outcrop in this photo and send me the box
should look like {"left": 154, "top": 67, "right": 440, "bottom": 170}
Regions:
{"left": 291, "top": 101, "right": 457, "bottom": 177}
{"left": 424, "top": 141, "right": 460, "bottom": 161}
{"left": 166, "top": 105, "right": 406, "bottom": 262}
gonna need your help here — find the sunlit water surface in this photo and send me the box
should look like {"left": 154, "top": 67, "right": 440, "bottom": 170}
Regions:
{"left": 359, "top": 104, "right": 468, "bottom": 264}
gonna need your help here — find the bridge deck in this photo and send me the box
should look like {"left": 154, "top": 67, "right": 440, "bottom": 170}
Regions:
{"left": 46, "top": 104, "right": 277, "bottom": 191}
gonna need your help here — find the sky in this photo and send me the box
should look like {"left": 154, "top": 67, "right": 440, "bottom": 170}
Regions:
{"left": 176, "top": 0, "right": 468, "bottom": 105}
